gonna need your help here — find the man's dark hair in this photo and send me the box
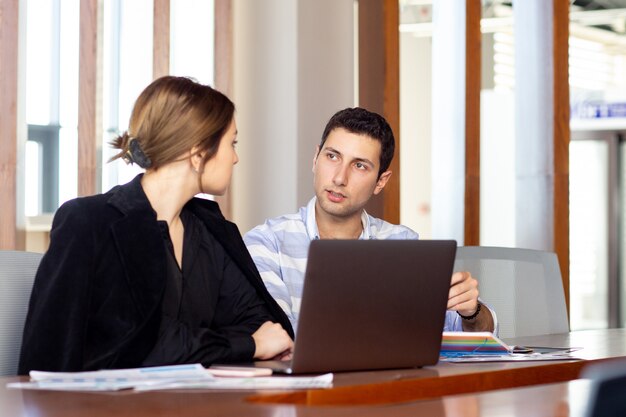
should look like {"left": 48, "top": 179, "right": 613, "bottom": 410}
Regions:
{"left": 319, "top": 107, "right": 395, "bottom": 178}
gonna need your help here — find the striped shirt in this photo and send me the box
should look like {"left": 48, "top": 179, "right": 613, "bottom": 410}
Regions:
{"left": 244, "top": 197, "right": 492, "bottom": 334}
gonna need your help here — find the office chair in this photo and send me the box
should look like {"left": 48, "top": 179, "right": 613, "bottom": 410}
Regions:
{"left": 581, "top": 358, "right": 626, "bottom": 417}
{"left": 454, "top": 246, "right": 569, "bottom": 339}
{"left": 0, "top": 250, "right": 43, "bottom": 376}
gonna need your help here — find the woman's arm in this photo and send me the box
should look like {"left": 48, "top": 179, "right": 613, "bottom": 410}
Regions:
{"left": 141, "top": 252, "right": 292, "bottom": 368}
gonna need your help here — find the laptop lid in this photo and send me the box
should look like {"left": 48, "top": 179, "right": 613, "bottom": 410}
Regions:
{"left": 284, "top": 239, "right": 456, "bottom": 374}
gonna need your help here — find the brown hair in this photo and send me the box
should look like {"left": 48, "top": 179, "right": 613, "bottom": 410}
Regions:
{"left": 318, "top": 107, "right": 394, "bottom": 179}
{"left": 110, "top": 76, "right": 235, "bottom": 172}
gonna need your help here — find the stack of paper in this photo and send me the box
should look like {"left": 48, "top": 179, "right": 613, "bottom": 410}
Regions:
{"left": 6, "top": 364, "right": 333, "bottom": 392}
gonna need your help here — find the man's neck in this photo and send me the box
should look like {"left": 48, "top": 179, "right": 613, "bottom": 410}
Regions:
{"left": 315, "top": 207, "right": 363, "bottom": 240}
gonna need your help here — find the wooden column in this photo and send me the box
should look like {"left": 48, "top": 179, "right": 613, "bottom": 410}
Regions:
{"left": 78, "top": 0, "right": 100, "bottom": 197}
{"left": 553, "top": 0, "right": 570, "bottom": 315}
{"left": 153, "top": 0, "right": 170, "bottom": 79}
{"left": 0, "top": 0, "right": 23, "bottom": 249}
{"left": 359, "top": 0, "right": 400, "bottom": 224}
{"left": 464, "top": 0, "right": 481, "bottom": 246}
{"left": 214, "top": 0, "right": 233, "bottom": 219}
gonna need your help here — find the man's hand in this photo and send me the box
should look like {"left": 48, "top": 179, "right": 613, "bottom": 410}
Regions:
{"left": 448, "top": 271, "right": 494, "bottom": 332}
{"left": 252, "top": 321, "right": 294, "bottom": 360}
{"left": 447, "top": 271, "right": 479, "bottom": 316}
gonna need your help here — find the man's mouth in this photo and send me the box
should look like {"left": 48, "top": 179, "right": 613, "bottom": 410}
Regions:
{"left": 326, "top": 190, "right": 346, "bottom": 203}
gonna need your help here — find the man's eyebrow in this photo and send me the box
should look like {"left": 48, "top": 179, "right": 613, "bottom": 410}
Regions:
{"left": 324, "top": 146, "right": 375, "bottom": 168}
{"left": 323, "top": 146, "right": 342, "bottom": 155}
{"left": 353, "top": 157, "right": 375, "bottom": 168}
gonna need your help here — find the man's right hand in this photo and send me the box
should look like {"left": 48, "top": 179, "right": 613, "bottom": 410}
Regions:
{"left": 252, "top": 321, "right": 294, "bottom": 360}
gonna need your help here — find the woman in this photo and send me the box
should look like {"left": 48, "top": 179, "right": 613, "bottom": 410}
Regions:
{"left": 18, "top": 76, "right": 294, "bottom": 373}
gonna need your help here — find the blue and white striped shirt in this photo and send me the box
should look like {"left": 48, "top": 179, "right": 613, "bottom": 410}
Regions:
{"left": 244, "top": 197, "right": 491, "bottom": 334}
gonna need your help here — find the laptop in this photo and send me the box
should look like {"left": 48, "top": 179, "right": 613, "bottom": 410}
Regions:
{"left": 252, "top": 239, "right": 457, "bottom": 374}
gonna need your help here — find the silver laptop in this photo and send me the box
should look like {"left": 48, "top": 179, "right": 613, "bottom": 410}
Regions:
{"left": 255, "top": 239, "right": 457, "bottom": 374}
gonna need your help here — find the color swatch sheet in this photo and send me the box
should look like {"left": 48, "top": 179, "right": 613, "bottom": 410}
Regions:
{"left": 440, "top": 331, "right": 511, "bottom": 357}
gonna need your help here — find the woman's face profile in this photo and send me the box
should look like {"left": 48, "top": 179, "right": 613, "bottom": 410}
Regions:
{"left": 199, "top": 118, "right": 239, "bottom": 196}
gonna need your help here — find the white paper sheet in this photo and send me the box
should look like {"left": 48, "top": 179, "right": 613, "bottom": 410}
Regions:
{"left": 7, "top": 363, "right": 333, "bottom": 392}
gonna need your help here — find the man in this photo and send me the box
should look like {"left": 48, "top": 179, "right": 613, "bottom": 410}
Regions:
{"left": 244, "top": 107, "right": 496, "bottom": 334}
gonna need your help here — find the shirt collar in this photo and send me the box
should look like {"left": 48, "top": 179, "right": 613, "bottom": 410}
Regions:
{"left": 304, "top": 197, "right": 372, "bottom": 240}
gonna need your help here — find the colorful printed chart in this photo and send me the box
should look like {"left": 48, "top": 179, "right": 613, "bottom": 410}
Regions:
{"left": 440, "top": 331, "right": 512, "bottom": 357}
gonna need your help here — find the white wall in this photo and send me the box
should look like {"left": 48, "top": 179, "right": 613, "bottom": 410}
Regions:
{"left": 232, "top": 0, "right": 354, "bottom": 233}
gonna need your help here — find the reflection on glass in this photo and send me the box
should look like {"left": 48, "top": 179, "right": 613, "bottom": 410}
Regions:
{"left": 443, "top": 395, "right": 480, "bottom": 417}
{"left": 570, "top": 140, "right": 609, "bottom": 330}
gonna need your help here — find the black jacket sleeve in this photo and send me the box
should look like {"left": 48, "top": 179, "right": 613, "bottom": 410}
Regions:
{"left": 18, "top": 200, "right": 94, "bottom": 374}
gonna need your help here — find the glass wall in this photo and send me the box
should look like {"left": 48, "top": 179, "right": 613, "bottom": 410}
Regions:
{"left": 569, "top": 0, "right": 626, "bottom": 329}
{"left": 400, "top": 0, "right": 626, "bottom": 330}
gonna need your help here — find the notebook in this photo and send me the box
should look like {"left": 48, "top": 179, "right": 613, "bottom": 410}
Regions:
{"left": 254, "top": 239, "right": 457, "bottom": 374}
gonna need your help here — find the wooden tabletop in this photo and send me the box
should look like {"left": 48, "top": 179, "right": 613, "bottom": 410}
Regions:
{"left": 1, "top": 328, "right": 623, "bottom": 416}
{"left": 0, "top": 377, "right": 593, "bottom": 417}
{"left": 250, "top": 328, "right": 626, "bottom": 405}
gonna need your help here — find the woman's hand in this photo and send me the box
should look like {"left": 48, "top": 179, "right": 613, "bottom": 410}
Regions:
{"left": 252, "top": 321, "right": 294, "bottom": 360}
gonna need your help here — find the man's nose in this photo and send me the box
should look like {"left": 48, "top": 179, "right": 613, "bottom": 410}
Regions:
{"left": 333, "top": 163, "right": 349, "bottom": 186}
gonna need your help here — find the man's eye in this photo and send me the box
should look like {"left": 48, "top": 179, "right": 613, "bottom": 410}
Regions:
{"left": 327, "top": 153, "right": 337, "bottom": 160}
{"left": 355, "top": 162, "right": 366, "bottom": 170}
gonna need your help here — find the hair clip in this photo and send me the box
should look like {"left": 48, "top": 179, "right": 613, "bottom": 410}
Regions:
{"left": 126, "top": 137, "right": 153, "bottom": 169}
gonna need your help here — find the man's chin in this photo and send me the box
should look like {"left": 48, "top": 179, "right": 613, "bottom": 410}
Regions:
{"left": 318, "top": 200, "right": 354, "bottom": 218}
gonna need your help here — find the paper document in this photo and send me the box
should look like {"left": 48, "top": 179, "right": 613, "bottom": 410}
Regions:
{"left": 134, "top": 373, "right": 334, "bottom": 391}
{"left": 9, "top": 364, "right": 213, "bottom": 391}
{"left": 7, "top": 363, "right": 333, "bottom": 392}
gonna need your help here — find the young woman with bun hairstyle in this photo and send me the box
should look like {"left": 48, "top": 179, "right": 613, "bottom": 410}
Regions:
{"left": 19, "top": 76, "right": 294, "bottom": 373}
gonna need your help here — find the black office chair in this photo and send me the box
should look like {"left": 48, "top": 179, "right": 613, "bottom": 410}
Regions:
{"left": 582, "top": 358, "right": 626, "bottom": 417}
{"left": 0, "top": 250, "right": 43, "bottom": 376}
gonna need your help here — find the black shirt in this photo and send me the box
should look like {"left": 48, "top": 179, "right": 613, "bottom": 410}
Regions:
{"left": 142, "top": 209, "right": 271, "bottom": 366}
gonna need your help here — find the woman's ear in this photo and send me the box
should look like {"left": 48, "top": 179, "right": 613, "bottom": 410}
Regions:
{"left": 189, "top": 146, "right": 204, "bottom": 173}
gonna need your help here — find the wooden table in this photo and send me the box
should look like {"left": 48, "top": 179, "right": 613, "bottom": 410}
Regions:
{"left": 0, "top": 377, "right": 594, "bottom": 417}
{"left": 1, "top": 329, "right": 623, "bottom": 416}
{"left": 250, "top": 328, "right": 626, "bottom": 405}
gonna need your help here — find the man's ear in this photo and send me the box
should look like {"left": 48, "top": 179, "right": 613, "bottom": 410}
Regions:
{"left": 312, "top": 145, "right": 320, "bottom": 173}
{"left": 373, "top": 170, "right": 392, "bottom": 195}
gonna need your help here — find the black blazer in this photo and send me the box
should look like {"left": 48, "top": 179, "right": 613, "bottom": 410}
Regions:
{"left": 18, "top": 175, "right": 293, "bottom": 374}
